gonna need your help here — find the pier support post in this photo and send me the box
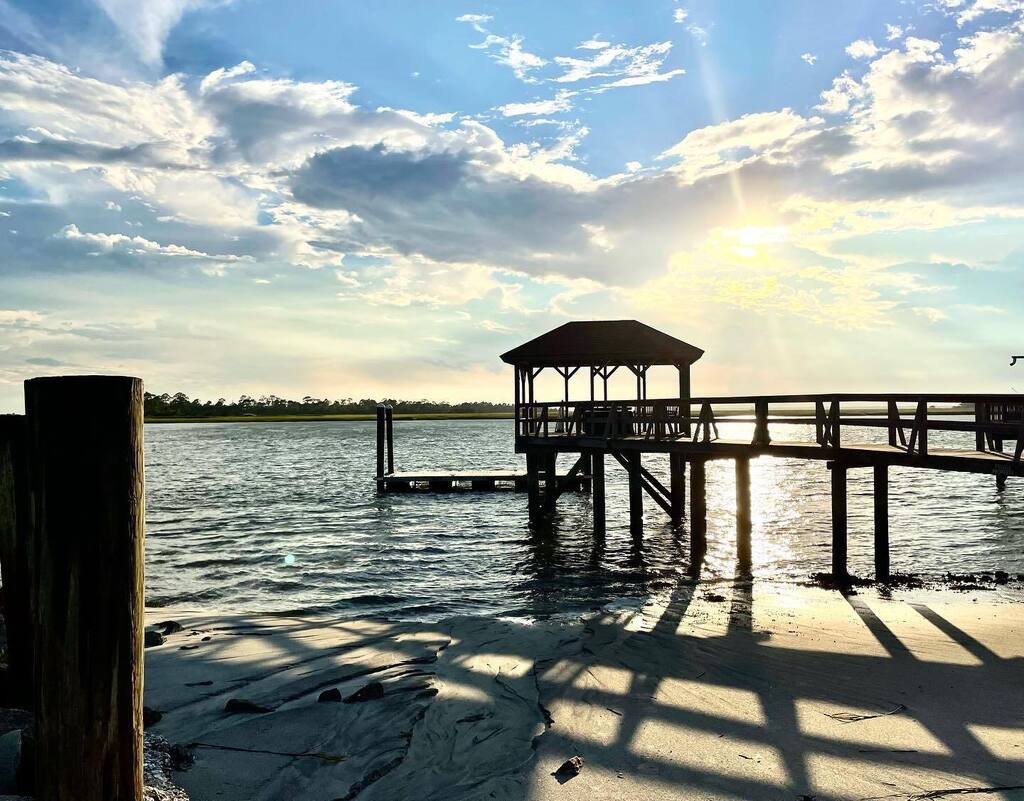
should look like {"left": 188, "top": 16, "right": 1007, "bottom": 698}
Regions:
{"left": 591, "top": 451, "right": 606, "bottom": 535}
{"left": 26, "top": 375, "right": 145, "bottom": 801}
{"left": 689, "top": 458, "right": 707, "bottom": 570}
{"left": 385, "top": 404, "right": 394, "bottom": 475}
{"left": 375, "top": 403, "right": 386, "bottom": 494}
{"left": 627, "top": 452, "right": 643, "bottom": 538}
{"left": 0, "top": 414, "right": 32, "bottom": 706}
{"left": 996, "top": 474, "right": 1007, "bottom": 491}
{"left": 669, "top": 453, "right": 686, "bottom": 526}
{"left": 830, "top": 462, "right": 848, "bottom": 582}
{"left": 526, "top": 452, "right": 542, "bottom": 520}
{"left": 543, "top": 452, "right": 558, "bottom": 514}
{"left": 735, "top": 457, "right": 752, "bottom": 575}
{"left": 873, "top": 465, "right": 890, "bottom": 582}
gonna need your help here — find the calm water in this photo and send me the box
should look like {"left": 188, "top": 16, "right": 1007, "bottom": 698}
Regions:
{"left": 145, "top": 419, "right": 1024, "bottom": 620}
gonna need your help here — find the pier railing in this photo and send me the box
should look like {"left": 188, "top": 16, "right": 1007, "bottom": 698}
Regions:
{"left": 516, "top": 394, "right": 1024, "bottom": 462}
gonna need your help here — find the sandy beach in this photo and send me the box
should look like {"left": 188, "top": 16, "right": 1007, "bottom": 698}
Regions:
{"left": 143, "top": 582, "right": 1024, "bottom": 801}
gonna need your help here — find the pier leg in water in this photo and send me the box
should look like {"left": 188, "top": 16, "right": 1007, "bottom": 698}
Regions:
{"left": 830, "top": 461, "right": 848, "bottom": 582}
{"left": 526, "top": 451, "right": 542, "bottom": 521}
{"left": 627, "top": 452, "right": 643, "bottom": 539}
{"left": 375, "top": 403, "right": 386, "bottom": 494}
{"left": 996, "top": 474, "right": 1008, "bottom": 491}
{"left": 669, "top": 452, "right": 686, "bottom": 526}
{"left": 874, "top": 465, "right": 890, "bottom": 582}
{"left": 543, "top": 451, "right": 558, "bottom": 515}
{"left": 735, "top": 456, "right": 752, "bottom": 575}
{"left": 689, "top": 458, "right": 707, "bottom": 574}
{"left": 591, "top": 450, "right": 606, "bottom": 535}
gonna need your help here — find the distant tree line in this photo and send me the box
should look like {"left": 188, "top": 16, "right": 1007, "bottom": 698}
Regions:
{"left": 144, "top": 392, "right": 512, "bottom": 418}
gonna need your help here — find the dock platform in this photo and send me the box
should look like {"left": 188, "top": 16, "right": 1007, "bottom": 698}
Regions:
{"left": 378, "top": 469, "right": 590, "bottom": 493}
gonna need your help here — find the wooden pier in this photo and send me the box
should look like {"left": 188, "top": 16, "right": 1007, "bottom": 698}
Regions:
{"left": 369, "top": 320, "right": 1021, "bottom": 584}
{"left": 497, "top": 320, "right": 1022, "bottom": 583}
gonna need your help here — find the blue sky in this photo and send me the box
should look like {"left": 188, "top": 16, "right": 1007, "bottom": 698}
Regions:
{"left": 1, "top": 0, "right": 1023, "bottom": 409}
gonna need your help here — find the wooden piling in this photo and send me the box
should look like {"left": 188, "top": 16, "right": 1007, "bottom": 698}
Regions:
{"left": 873, "top": 465, "right": 889, "bottom": 582}
{"left": 375, "top": 403, "right": 386, "bottom": 492}
{"left": 735, "top": 457, "right": 752, "bottom": 574}
{"left": 384, "top": 404, "right": 394, "bottom": 475}
{"left": 689, "top": 458, "right": 707, "bottom": 565}
{"left": 0, "top": 415, "right": 32, "bottom": 706}
{"left": 26, "top": 375, "right": 145, "bottom": 801}
{"left": 627, "top": 452, "right": 643, "bottom": 537}
{"left": 669, "top": 453, "right": 686, "bottom": 526}
{"left": 830, "top": 462, "right": 848, "bottom": 581}
{"left": 543, "top": 452, "right": 558, "bottom": 514}
{"left": 526, "top": 452, "right": 541, "bottom": 519}
{"left": 591, "top": 451, "right": 606, "bottom": 535}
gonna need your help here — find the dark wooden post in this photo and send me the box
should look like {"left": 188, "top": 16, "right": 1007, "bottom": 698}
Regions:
{"left": 26, "top": 375, "right": 145, "bottom": 801}
{"left": 752, "top": 400, "right": 770, "bottom": 447}
{"left": 669, "top": 452, "right": 686, "bottom": 526}
{"left": 677, "top": 363, "right": 691, "bottom": 437}
{"left": 735, "top": 457, "right": 752, "bottom": 574}
{"left": 543, "top": 451, "right": 558, "bottom": 514}
{"left": 591, "top": 451, "right": 606, "bottom": 535}
{"left": 830, "top": 461, "right": 848, "bottom": 581}
{"left": 0, "top": 414, "right": 33, "bottom": 706}
{"left": 627, "top": 452, "right": 643, "bottom": 537}
{"left": 384, "top": 404, "right": 394, "bottom": 475}
{"left": 689, "top": 458, "right": 707, "bottom": 567}
{"left": 873, "top": 465, "right": 889, "bottom": 582}
{"left": 375, "top": 403, "right": 386, "bottom": 493}
{"left": 974, "top": 402, "right": 987, "bottom": 452}
{"left": 526, "top": 451, "right": 541, "bottom": 520}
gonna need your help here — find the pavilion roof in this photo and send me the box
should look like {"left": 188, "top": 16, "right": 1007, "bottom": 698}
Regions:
{"left": 500, "top": 320, "right": 704, "bottom": 367}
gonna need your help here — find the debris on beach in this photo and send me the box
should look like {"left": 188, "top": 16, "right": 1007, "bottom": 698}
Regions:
{"left": 157, "top": 621, "right": 184, "bottom": 635}
{"left": 143, "top": 706, "right": 163, "bottom": 727}
{"left": 554, "top": 755, "right": 585, "bottom": 781}
{"left": 344, "top": 681, "right": 384, "bottom": 703}
{"left": 824, "top": 703, "right": 907, "bottom": 723}
{"left": 144, "top": 630, "right": 165, "bottom": 648}
{"left": 224, "top": 698, "right": 273, "bottom": 714}
{"left": 143, "top": 735, "right": 191, "bottom": 801}
{"left": 317, "top": 687, "right": 342, "bottom": 703}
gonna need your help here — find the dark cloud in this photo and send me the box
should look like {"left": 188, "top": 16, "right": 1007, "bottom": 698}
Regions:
{"left": 0, "top": 137, "right": 187, "bottom": 169}
{"left": 289, "top": 143, "right": 602, "bottom": 274}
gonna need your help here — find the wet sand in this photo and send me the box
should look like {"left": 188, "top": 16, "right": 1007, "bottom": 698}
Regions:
{"left": 144, "top": 582, "right": 1024, "bottom": 800}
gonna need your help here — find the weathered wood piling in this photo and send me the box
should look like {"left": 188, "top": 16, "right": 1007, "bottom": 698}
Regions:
{"left": 26, "top": 376, "right": 145, "bottom": 801}
{"left": 0, "top": 414, "right": 32, "bottom": 705}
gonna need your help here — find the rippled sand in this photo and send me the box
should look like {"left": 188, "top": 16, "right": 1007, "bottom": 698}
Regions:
{"left": 144, "top": 581, "right": 1024, "bottom": 800}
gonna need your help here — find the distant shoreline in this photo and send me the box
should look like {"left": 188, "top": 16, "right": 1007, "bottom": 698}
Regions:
{"left": 144, "top": 406, "right": 971, "bottom": 424}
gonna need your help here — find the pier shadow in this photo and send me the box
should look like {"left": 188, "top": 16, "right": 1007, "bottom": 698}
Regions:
{"left": 143, "top": 583, "right": 1024, "bottom": 800}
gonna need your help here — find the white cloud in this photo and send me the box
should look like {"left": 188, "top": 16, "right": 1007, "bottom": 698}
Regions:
{"left": 846, "top": 39, "right": 881, "bottom": 59}
{"left": 457, "top": 16, "right": 546, "bottom": 82}
{"left": 496, "top": 91, "right": 576, "bottom": 117}
{"left": 577, "top": 36, "right": 611, "bottom": 50}
{"left": 60, "top": 224, "right": 250, "bottom": 263}
{"left": 801, "top": 53, "right": 818, "bottom": 65}
{"left": 946, "top": 0, "right": 1024, "bottom": 26}
{"left": 93, "top": 0, "right": 217, "bottom": 67}
{"left": 553, "top": 40, "right": 684, "bottom": 90}
{"left": 885, "top": 24, "right": 905, "bottom": 41}
{"left": 625, "top": 161, "right": 642, "bottom": 172}
{"left": 673, "top": 8, "right": 689, "bottom": 23}
{"left": 686, "top": 24, "right": 709, "bottom": 46}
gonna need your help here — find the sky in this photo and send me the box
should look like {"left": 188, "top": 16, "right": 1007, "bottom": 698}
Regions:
{"left": 1, "top": 0, "right": 1024, "bottom": 410}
